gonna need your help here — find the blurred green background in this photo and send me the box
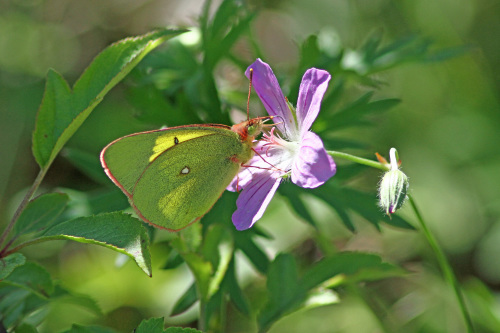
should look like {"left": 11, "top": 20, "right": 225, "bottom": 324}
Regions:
{"left": 1, "top": 0, "right": 500, "bottom": 332}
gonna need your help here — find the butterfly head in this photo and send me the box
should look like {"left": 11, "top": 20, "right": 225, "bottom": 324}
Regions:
{"left": 232, "top": 116, "right": 274, "bottom": 143}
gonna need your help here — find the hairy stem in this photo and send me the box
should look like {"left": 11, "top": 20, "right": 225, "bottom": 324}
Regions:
{"left": 327, "top": 150, "right": 388, "bottom": 171}
{"left": 408, "top": 195, "right": 474, "bottom": 332}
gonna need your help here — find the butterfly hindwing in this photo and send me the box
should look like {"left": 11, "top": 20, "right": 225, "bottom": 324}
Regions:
{"left": 132, "top": 133, "right": 249, "bottom": 230}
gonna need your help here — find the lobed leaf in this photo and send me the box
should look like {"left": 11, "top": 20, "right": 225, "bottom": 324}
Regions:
{"left": 258, "top": 252, "right": 403, "bottom": 332}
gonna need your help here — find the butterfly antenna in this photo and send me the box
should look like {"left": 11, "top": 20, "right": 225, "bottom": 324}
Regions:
{"left": 247, "top": 68, "right": 253, "bottom": 121}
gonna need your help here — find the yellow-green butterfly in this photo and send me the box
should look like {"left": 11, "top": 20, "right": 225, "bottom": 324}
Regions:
{"left": 100, "top": 117, "right": 271, "bottom": 231}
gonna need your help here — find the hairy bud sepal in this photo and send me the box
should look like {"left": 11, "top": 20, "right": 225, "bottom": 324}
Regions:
{"left": 378, "top": 148, "right": 409, "bottom": 215}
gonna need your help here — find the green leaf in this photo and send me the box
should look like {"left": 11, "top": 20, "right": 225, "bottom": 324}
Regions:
{"left": 179, "top": 252, "right": 212, "bottom": 302}
{"left": 52, "top": 284, "right": 102, "bottom": 316}
{"left": 279, "top": 184, "right": 318, "bottom": 229}
{"left": 258, "top": 254, "right": 304, "bottom": 332}
{"left": 171, "top": 283, "right": 197, "bottom": 316}
{"left": 329, "top": 92, "right": 401, "bottom": 130}
{"left": 301, "top": 252, "right": 404, "bottom": 290}
{"left": 311, "top": 185, "right": 355, "bottom": 232}
{"left": 258, "top": 252, "right": 403, "bottom": 332}
{"left": 207, "top": 232, "right": 233, "bottom": 299}
{"left": 135, "top": 317, "right": 164, "bottom": 333}
{"left": 14, "top": 323, "right": 39, "bottom": 333}
{"left": 0, "top": 253, "right": 26, "bottom": 280}
{"left": 134, "top": 317, "right": 204, "bottom": 333}
{"left": 14, "top": 193, "right": 69, "bottom": 236}
{"left": 61, "top": 324, "right": 118, "bottom": 333}
{"left": 162, "top": 249, "right": 185, "bottom": 270}
{"left": 41, "top": 212, "right": 152, "bottom": 276}
{"left": 3, "top": 262, "right": 54, "bottom": 298}
{"left": 164, "top": 327, "right": 203, "bottom": 333}
{"left": 32, "top": 29, "right": 186, "bottom": 169}
{"left": 0, "top": 286, "right": 48, "bottom": 328}
{"left": 233, "top": 230, "right": 270, "bottom": 274}
{"left": 224, "top": 257, "right": 250, "bottom": 316}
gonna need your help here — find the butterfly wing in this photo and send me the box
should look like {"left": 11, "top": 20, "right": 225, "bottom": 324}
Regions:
{"left": 101, "top": 125, "right": 252, "bottom": 230}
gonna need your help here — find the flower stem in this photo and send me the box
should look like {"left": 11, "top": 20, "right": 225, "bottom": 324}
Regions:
{"left": 408, "top": 195, "right": 474, "bottom": 332}
{"left": 327, "top": 150, "right": 388, "bottom": 171}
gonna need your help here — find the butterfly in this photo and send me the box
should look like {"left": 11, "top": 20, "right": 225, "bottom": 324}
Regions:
{"left": 100, "top": 116, "right": 274, "bottom": 231}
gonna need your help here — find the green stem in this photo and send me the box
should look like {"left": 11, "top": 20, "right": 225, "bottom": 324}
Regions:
{"left": 2, "top": 236, "right": 62, "bottom": 257}
{"left": 199, "top": 299, "right": 207, "bottom": 332}
{"left": 329, "top": 150, "right": 474, "bottom": 331}
{"left": 0, "top": 168, "right": 47, "bottom": 253}
{"left": 327, "top": 150, "right": 388, "bottom": 171}
{"left": 408, "top": 195, "right": 474, "bottom": 332}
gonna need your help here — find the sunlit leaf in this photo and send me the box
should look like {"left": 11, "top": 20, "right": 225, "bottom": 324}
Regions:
{"left": 32, "top": 29, "right": 186, "bottom": 169}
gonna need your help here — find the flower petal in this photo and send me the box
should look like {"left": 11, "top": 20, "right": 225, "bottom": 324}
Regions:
{"left": 296, "top": 68, "right": 331, "bottom": 136}
{"left": 291, "top": 131, "right": 336, "bottom": 188}
{"left": 227, "top": 142, "right": 273, "bottom": 192}
{"left": 246, "top": 59, "right": 297, "bottom": 136}
{"left": 232, "top": 171, "right": 281, "bottom": 230}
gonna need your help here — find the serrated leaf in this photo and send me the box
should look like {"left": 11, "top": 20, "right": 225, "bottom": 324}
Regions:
{"left": 135, "top": 317, "right": 164, "bottom": 333}
{"left": 171, "top": 283, "right": 197, "bottom": 316}
{"left": 3, "top": 262, "right": 54, "bottom": 298}
{"left": 0, "top": 253, "right": 26, "bottom": 280}
{"left": 32, "top": 29, "right": 186, "bottom": 169}
{"left": 41, "top": 212, "right": 152, "bottom": 276}
{"left": 14, "top": 193, "right": 69, "bottom": 236}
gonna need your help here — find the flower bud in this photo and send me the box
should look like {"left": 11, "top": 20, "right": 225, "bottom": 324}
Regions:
{"left": 378, "top": 148, "right": 409, "bottom": 215}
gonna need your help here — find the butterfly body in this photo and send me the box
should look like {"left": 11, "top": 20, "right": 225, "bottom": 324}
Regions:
{"left": 100, "top": 119, "right": 268, "bottom": 231}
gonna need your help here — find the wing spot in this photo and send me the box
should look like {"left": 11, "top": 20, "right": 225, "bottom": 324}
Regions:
{"left": 180, "top": 166, "right": 190, "bottom": 175}
{"left": 174, "top": 137, "right": 180, "bottom": 145}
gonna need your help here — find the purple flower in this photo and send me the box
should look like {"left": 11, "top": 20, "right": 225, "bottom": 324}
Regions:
{"left": 228, "top": 59, "right": 336, "bottom": 230}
